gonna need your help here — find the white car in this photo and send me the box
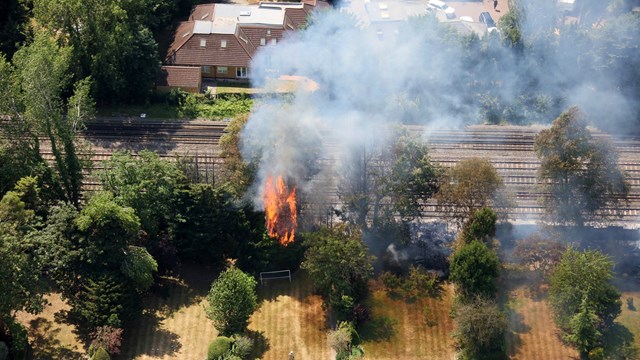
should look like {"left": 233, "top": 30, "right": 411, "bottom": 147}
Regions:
{"left": 427, "top": 0, "right": 456, "bottom": 19}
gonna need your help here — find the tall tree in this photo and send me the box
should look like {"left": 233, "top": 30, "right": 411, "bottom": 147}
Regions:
{"left": 0, "top": 189, "right": 44, "bottom": 326}
{"left": 98, "top": 150, "right": 186, "bottom": 245}
{"left": 549, "top": 247, "right": 621, "bottom": 331}
{"left": 33, "top": 0, "right": 162, "bottom": 103}
{"left": 4, "top": 32, "right": 94, "bottom": 206}
{"left": 435, "top": 158, "right": 508, "bottom": 227}
{"left": 535, "top": 107, "right": 629, "bottom": 226}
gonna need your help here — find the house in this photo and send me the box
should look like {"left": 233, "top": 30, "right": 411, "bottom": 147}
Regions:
{"left": 159, "top": 0, "right": 329, "bottom": 91}
{"left": 156, "top": 66, "right": 202, "bottom": 93}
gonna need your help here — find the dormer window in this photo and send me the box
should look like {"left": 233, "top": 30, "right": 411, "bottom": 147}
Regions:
{"left": 221, "top": 40, "right": 227, "bottom": 48}
{"left": 260, "top": 38, "right": 266, "bottom": 46}
{"left": 267, "top": 29, "right": 271, "bottom": 36}
{"left": 271, "top": 38, "right": 277, "bottom": 45}
{"left": 200, "top": 39, "right": 206, "bottom": 47}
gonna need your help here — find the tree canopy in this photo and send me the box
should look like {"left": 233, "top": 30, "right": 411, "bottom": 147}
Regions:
{"left": 535, "top": 107, "right": 629, "bottom": 226}
{"left": 449, "top": 240, "right": 500, "bottom": 299}
{"left": 435, "top": 158, "right": 508, "bottom": 227}
{"left": 205, "top": 267, "right": 258, "bottom": 335}
{"left": 549, "top": 247, "right": 621, "bottom": 330}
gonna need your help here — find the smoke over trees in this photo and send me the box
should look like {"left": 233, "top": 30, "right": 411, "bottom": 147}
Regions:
{"left": 535, "top": 107, "right": 629, "bottom": 226}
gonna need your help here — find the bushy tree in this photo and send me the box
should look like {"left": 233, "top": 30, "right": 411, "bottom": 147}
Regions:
{"left": 301, "top": 226, "right": 374, "bottom": 309}
{"left": 2, "top": 32, "right": 94, "bottom": 206}
{"left": 435, "top": 158, "right": 508, "bottom": 227}
{"left": 0, "top": 189, "right": 44, "bottom": 324}
{"left": 549, "top": 247, "right": 621, "bottom": 330}
{"left": 458, "top": 207, "right": 497, "bottom": 247}
{"left": 453, "top": 297, "right": 507, "bottom": 359}
{"left": 207, "top": 336, "right": 233, "bottom": 360}
{"left": 74, "top": 274, "right": 130, "bottom": 328}
{"left": 449, "top": 240, "right": 500, "bottom": 299}
{"left": 121, "top": 246, "right": 158, "bottom": 294}
{"left": 99, "top": 150, "right": 186, "bottom": 243}
{"left": 565, "top": 297, "right": 601, "bottom": 357}
{"left": 535, "top": 107, "right": 629, "bottom": 226}
{"left": 205, "top": 267, "right": 258, "bottom": 335}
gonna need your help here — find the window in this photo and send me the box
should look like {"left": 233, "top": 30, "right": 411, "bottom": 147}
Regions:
{"left": 271, "top": 38, "right": 277, "bottom": 45}
{"left": 221, "top": 40, "right": 227, "bottom": 48}
{"left": 267, "top": 29, "right": 271, "bottom": 36}
{"left": 217, "top": 66, "right": 228, "bottom": 74}
{"left": 236, "top": 67, "right": 247, "bottom": 78}
{"left": 200, "top": 39, "right": 206, "bottom": 47}
{"left": 260, "top": 38, "right": 266, "bottom": 46}
{"left": 202, "top": 65, "right": 210, "bottom": 73}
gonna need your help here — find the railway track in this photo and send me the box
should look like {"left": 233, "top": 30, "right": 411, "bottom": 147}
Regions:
{"left": 14, "top": 119, "right": 640, "bottom": 226}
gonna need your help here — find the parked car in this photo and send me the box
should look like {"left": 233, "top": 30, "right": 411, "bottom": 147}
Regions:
{"left": 428, "top": 0, "right": 456, "bottom": 19}
{"left": 479, "top": 11, "right": 498, "bottom": 33}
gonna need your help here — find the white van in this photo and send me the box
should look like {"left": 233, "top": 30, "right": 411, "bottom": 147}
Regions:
{"left": 427, "top": 0, "right": 456, "bottom": 18}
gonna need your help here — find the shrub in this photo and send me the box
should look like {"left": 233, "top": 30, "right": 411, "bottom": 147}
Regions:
{"left": 208, "top": 336, "right": 233, "bottom": 360}
{"left": 90, "top": 346, "right": 111, "bottom": 360}
{"left": 90, "top": 326, "right": 123, "bottom": 355}
{"left": 230, "top": 334, "right": 253, "bottom": 359}
{"left": 380, "top": 271, "right": 402, "bottom": 292}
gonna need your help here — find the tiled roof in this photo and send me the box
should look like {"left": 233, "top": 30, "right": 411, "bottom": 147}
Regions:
{"left": 284, "top": 8, "right": 310, "bottom": 29}
{"left": 238, "top": 26, "right": 286, "bottom": 47}
{"left": 157, "top": 66, "right": 201, "bottom": 88}
{"left": 173, "top": 34, "right": 253, "bottom": 67}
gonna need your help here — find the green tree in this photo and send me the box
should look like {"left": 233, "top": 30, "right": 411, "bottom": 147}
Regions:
{"left": 6, "top": 32, "right": 94, "bottom": 206}
{"left": 75, "top": 192, "right": 141, "bottom": 269}
{"left": 121, "top": 246, "right": 158, "bottom": 294}
{"left": 458, "top": 207, "right": 497, "bottom": 247}
{"left": 449, "top": 240, "right": 500, "bottom": 299}
{"left": 435, "top": 158, "right": 508, "bottom": 227}
{"left": 549, "top": 247, "right": 621, "bottom": 330}
{"left": 74, "top": 274, "right": 131, "bottom": 328}
{"left": 535, "top": 107, "right": 629, "bottom": 226}
{"left": 219, "top": 114, "right": 257, "bottom": 197}
{"left": 565, "top": 297, "right": 602, "bottom": 357}
{"left": 453, "top": 296, "right": 507, "bottom": 359}
{"left": 99, "top": 150, "right": 186, "bottom": 243}
{"left": 498, "top": 0, "right": 524, "bottom": 51}
{"left": 33, "top": 0, "right": 162, "bottom": 103}
{"left": 0, "top": 190, "right": 44, "bottom": 327}
{"left": 301, "top": 226, "right": 374, "bottom": 309}
{"left": 205, "top": 267, "right": 258, "bottom": 335}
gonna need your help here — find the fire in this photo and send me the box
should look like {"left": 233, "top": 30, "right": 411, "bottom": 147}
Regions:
{"left": 264, "top": 175, "right": 297, "bottom": 246}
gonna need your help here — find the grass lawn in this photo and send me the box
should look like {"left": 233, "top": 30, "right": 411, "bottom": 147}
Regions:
{"left": 359, "top": 282, "right": 456, "bottom": 360}
{"left": 503, "top": 285, "right": 579, "bottom": 360}
{"left": 15, "top": 293, "right": 85, "bottom": 360}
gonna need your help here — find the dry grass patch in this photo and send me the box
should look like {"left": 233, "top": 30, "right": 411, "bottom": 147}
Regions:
{"left": 15, "top": 293, "right": 85, "bottom": 360}
{"left": 504, "top": 286, "right": 579, "bottom": 360}
{"left": 248, "top": 273, "right": 331, "bottom": 360}
{"left": 359, "top": 282, "right": 455, "bottom": 360}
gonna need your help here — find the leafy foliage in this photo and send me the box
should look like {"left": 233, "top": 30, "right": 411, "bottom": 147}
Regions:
{"left": 301, "top": 226, "right": 374, "bottom": 310}
{"left": 218, "top": 114, "right": 257, "bottom": 197}
{"left": 449, "top": 240, "right": 500, "bottom": 299}
{"left": 458, "top": 207, "right": 497, "bottom": 247}
{"left": 535, "top": 107, "right": 629, "bottom": 226}
{"left": 90, "top": 346, "right": 111, "bottom": 360}
{"left": 121, "top": 246, "right": 158, "bottom": 293}
{"left": 205, "top": 267, "right": 258, "bottom": 335}
{"left": 549, "top": 247, "right": 621, "bottom": 330}
{"left": 207, "top": 337, "right": 233, "bottom": 360}
{"left": 436, "top": 158, "right": 508, "bottom": 226}
{"left": 453, "top": 297, "right": 507, "bottom": 359}
{"left": 0, "top": 189, "right": 44, "bottom": 321}
{"left": 564, "top": 297, "right": 602, "bottom": 356}
{"left": 99, "top": 150, "right": 186, "bottom": 243}
{"left": 90, "top": 326, "right": 123, "bottom": 356}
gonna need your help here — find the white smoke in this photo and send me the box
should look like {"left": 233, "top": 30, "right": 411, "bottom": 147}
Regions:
{"left": 240, "top": 5, "right": 640, "bottom": 210}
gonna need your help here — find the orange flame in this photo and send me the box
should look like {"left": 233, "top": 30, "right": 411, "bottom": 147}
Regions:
{"left": 264, "top": 175, "right": 297, "bottom": 246}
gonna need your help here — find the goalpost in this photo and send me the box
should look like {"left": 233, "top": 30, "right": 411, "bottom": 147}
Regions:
{"left": 259, "top": 270, "right": 291, "bottom": 285}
